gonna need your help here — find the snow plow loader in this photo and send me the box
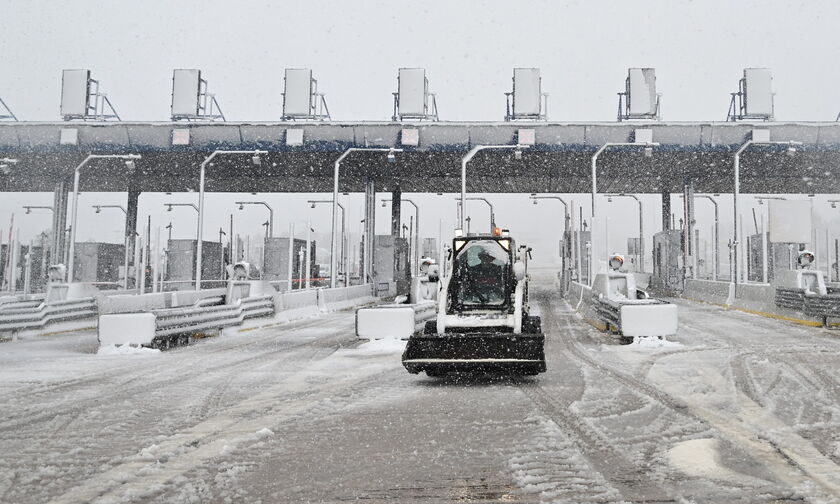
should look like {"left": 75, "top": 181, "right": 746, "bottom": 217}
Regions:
{"left": 402, "top": 232, "right": 546, "bottom": 377}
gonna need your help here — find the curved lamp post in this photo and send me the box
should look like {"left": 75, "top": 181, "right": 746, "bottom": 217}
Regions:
{"left": 732, "top": 140, "right": 801, "bottom": 296}
{"left": 454, "top": 196, "right": 495, "bottom": 232}
{"left": 530, "top": 194, "right": 572, "bottom": 278}
{"left": 382, "top": 198, "right": 420, "bottom": 276}
{"left": 460, "top": 145, "right": 526, "bottom": 230}
{"left": 92, "top": 204, "right": 130, "bottom": 289}
{"left": 235, "top": 201, "right": 274, "bottom": 238}
{"left": 309, "top": 200, "right": 345, "bottom": 286}
{"left": 332, "top": 147, "right": 402, "bottom": 288}
{"left": 590, "top": 142, "right": 657, "bottom": 284}
{"left": 196, "top": 150, "right": 267, "bottom": 289}
{"left": 67, "top": 154, "right": 141, "bottom": 282}
{"left": 605, "top": 193, "right": 644, "bottom": 273}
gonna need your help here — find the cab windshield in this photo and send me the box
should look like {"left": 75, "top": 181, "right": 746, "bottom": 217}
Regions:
{"left": 452, "top": 240, "right": 510, "bottom": 307}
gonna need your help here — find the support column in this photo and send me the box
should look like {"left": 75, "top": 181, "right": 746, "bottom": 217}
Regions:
{"left": 683, "top": 181, "right": 696, "bottom": 279}
{"left": 363, "top": 178, "right": 375, "bottom": 285}
{"left": 51, "top": 181, "right": 68, "bottom": 266}
{"left": 390, "top": 186, "right": 401, "bottom": 237}
{"left": 661, "top": 188, "right": 671, "bottom": 231}
{"left": 126, "top": 188, "right": 140, "bottom": 259}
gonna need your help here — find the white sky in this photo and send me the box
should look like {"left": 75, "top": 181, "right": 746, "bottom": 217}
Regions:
{"left": 2, "top": 0, "right": 840, "bottom": 268}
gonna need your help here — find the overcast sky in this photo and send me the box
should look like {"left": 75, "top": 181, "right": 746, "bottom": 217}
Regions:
{"left": 2, "top": 0, "right": 840, "bottom": 268}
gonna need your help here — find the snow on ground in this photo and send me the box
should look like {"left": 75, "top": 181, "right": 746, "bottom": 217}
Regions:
{"left": 97, "top": 344, "right": 161, "bottom": 356}
{"left": 2, "top": 289, "right": 840, "bottom": 503}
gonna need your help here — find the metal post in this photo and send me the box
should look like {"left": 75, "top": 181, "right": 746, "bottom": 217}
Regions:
{"left": 762, "top": 212, "right": 769, "bottom": 283}
{"left": 287, "top": 223, "right": 294, "bottom": 291}
{"left": 305, "top": 221, "right": 311, "bottom": 289}
{"left": 153, "top": 226, "right": 161, "bottom": 293}
{"left": 23, "top": 239, "right": 32, "bottom": 295}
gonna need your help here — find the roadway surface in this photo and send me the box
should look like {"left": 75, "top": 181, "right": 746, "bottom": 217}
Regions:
{"left": 1, "top": 285, "right": 840, "bottom": 503}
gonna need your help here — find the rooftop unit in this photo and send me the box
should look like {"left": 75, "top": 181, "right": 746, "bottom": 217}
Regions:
{"left": 505, "top": 68, "right": 548, "bottom": 121}
{"left": 60, "top": 69, "right": 121, "bottom": 121}
{"left": 392, "top": 68, "right": 438, "bottom": 121}
{"left": 617, "top": 68, "right": 660, "bottom": 121}
{"left": 170, "top": 69, "right": 226, "bottom": 121}
{"left": 282, "top": 68, "right": 330, "bottom": 121}
{"left": 727, "top": 68, "right": 774, "bottom": 121}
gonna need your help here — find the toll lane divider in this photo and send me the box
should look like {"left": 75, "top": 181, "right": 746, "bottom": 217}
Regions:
{"left": 97, "top": 284, "right": 377, "bottom": 347}
{"left": 680, "top": 279, "right": 829, "bottom": 327}
{"left": 0, "top": 297, "right": 98, "bottom": 340}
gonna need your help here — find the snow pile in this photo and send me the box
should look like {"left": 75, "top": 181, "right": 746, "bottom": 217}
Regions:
{"left": 631, "top": 337, "right": 683, "bottom": 349}
{"left": 219, "top": 427, "right": 275, "bottom": 458}
{"left": 355, "top": 338, "right": 407, "bottom": 354}
{"left": 97, "top": 344, "right": 161, "bottom": 356}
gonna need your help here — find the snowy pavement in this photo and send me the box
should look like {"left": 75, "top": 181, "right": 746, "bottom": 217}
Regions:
{"left": 2, "top": 292, "right": 840, "bottom": 503}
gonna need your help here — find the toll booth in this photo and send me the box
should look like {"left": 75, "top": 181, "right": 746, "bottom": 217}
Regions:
{"left": 651, "top": 230, "right": 683, "bottom": 293}
{"left": 747, "top": 233, "right": 803, "bottom": 283}
{"left": 262, "top": 237, "right": 315, "bottom": 290}
{"left": 72, "top": 242, "right": 125, "bottom": 285}
{"left": 165, "top": 239, "right": 223, "bottom": 289}
{"left": 373, "top": 235, "right": 409, "bottom": 297}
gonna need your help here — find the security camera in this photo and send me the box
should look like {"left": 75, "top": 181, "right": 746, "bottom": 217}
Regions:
{"left": 166, "top": 205, "right": 173, "bottom": 212}
{"left": 238, "top": 204, "right": 244, "bottom": 210}
{"left": 95, "top": 206, "right": 102, "bottom": 213}
{"left": 24, "top": 207, "right": 31, "bottom": 214}
{"left": 251, "top": 155, "right": 262, "bottom": 166}
{"left": 125, "top": 160, "right": 136, "bottom": 170}
{"left": 786, "top": 146, "right": 797, "bottom": 157}
{"left": 381, "top": 201, "right": 387, "bottom": 207}
{"left": 644, "top": 147, "right": 653, "bottom": 158}
{"left": 310, "top": 203, "right": 316, "bottom": 209}
{"left": 387, "top": 151, "right": 396, "bottom": 163}
{"left": 514, "top": 149, "right": 522, "bottom": 161}
{"left": 532, "top": 200, "right": 538, "bottom": 205}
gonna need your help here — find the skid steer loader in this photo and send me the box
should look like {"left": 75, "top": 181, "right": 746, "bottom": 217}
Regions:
{"left": 402, "top": 231, "right": 546, "bottom": 377}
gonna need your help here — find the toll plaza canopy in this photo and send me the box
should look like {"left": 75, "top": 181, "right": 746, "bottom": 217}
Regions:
{"left": 2, "top": 121, "right": 840, "bottom": 194}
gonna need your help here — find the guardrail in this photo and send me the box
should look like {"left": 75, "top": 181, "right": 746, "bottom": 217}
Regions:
{"left": 0, "top": 297, "right": 98, "bottom": 337}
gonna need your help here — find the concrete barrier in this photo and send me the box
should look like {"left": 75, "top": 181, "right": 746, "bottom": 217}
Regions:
{"left": 97, "top": 288, "right": 227, "bottom": 315}
{"left": 318, "top": 284, "right": 376, "bottom": 312}
{"left": 356, "top": 301, "right": 436, "bottom": 340}
{"left": 682, "top": 279, "right": 824, "bottom": 326}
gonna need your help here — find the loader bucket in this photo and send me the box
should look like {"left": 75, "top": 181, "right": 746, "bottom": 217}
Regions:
{"left": 402, "top": 332, "right": 546, "bottom": 376}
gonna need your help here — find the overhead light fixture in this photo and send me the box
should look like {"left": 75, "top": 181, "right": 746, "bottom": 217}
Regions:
{"left": 252, "top": 154, "right": 262, "bottom": 166}
{"left": 514, "top": 148, "right": 522, "bottom": 161}
{"left": 387, "top": 150, "right": 397, "bottom": 163}
{"left": 125, "top": 160, "right": 136, "bottom": 170}
{"left": 644, "top": 146, "right": 653, "bottom": 158}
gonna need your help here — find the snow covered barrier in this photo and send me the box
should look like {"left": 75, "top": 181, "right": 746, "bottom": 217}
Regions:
{"left": 356, "top": 301, "right": 436, "bottom": 340}
{"left": 318, "top": 284, "right": 376, "bottom": 312}
{"left": 98, "top": 312, "right": 156, "bottom": 346}
{"left": 591, "top": 272, "right": 678, "bottom": 338}
{"left": 276, "top": 289, "right": 320, "bottom": 320}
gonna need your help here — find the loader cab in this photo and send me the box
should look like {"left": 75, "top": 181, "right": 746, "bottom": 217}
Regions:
{"left": 448, "top": 236, "right": 515, "bottom": 312}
